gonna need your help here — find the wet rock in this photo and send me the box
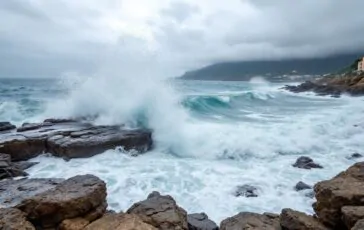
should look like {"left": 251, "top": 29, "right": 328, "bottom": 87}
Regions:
{"left": 347, "top": 153, "right": 363, "bottom": 160}
{"left": 84, "top": 213, "right": 157, "bottom": 230}
{"left": 220, "top": 212, "right": 281, "bottom": 230}
{"left": 352, "top": 219, "right": 364, "bottom": 230}
{"left": 0, "top": 120, "right": 153, "bottom": 161}
{"left": 187, "top": 213, "right": 219, "bottom": 230}
{"left": 59, "top": 218, "right": 90, "bottom": 230}
{"left": 294, "top": 181, "right": 312, "bottom": 191}
{"left": 0, "top": 153, "right": 28, "bottom": 179}
{"left": 17, "top": 174, "right": 106, "bottom": 228}
{"left": 47, "top": 126, "right": 152, "bottom": 159}
{"left": 341, "top": 206, "right": 364, "bottom": 229}
{"left": 127, "top": 191, "right": 188, "bottom": 230}
{"left": 0, "top": 178, "right": 63, "bottom": 208}
{"left": 234, "top": 184, "right": 259, "bottom": 197}
{"left": 292, "top": 156, "right": 323, "bottom": 169}
{"left": 44, "top": 118, "right": 76, "bottom": 124}
{"left": 12, "top": 161, "right": 39, "bottom": 171}
{"left": 313, "top": 162, "right": 364, "bottom": 227}
{"left": 0, "top": 208, "right": 35, "bottom": 230}
{"left": 280, "top": 208, "right": 329, "bottom": 230}
{"left": 0, "top": 121, "right": 16, "bottom": 132}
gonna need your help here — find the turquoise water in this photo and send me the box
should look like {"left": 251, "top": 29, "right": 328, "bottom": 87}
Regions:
{"left": 1, "top": 77, "right": 364, "bottom": 222}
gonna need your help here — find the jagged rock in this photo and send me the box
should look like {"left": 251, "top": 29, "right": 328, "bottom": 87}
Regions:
{"left": 127, "top": 191, "right": 188, "bottom": 230}
{"left": 84, "top": 213, "right": 157, "bottom": 230}
{"left": 0, "top": 121, "right": 16, "bottom": 132}
{"left": 294, "top": 181, "right": 312, "bottom": 191}
{"left": 17, "top": 174, "right": 106, "bottom": 228}
{"left": 59, "top": 218, "right": 90, "bottom": 230}
{"left": 280, "top": 208, "right": 329, "bottom": 230}
{"left": 292, "top": 156, "right": 323, "bottom": 169}
{"left": 220, "top": 212, "right": 281, "bottom": 230}
{"left": 0, "top": 208, "right": 35, "bottom": 230}
{"left": 0, "top": 120, "right": 153, "bottom": 161}
{"left": 234, "top": 184, "right": 259, "bottom": 197}
{"left": 0, "top": 178, "right": 63, "bottom": 208}
{"left": 352, "top": 219, "right": 364, "bottom": 230}
{"left": 12, "top": 161, "right": 39, "bottom": 171}
{"left": 341, "top": 206, "right": 364, "bottom": 229}
{"left": 313, "top": 162, "right": 364, "bottom": 227}
{"left": 187, "top": 213, "right": 219, "bottom": 230}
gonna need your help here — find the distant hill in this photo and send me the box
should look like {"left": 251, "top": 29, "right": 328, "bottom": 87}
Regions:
{"left": 180, "top": 53, "right": 363, "bottom": 81}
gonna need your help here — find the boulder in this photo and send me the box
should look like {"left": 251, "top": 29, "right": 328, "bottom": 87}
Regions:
{"left": 0, "top": 178, "right": 63, "bottom": 208}
{"left": 352, "top": 219, "right": 364, "bottom": 230}
{"left": 59, "top": 218, "right": 90, "bottom": 230}
{"left": 84, "top": 213, "right": 157, "bottom": 230}
{"left": 292, "top": 156, "right": 323, "bottom": 169}
{"left": 0, "top": 208, "right": 35, "bottom": 230}
{"left": 17, "top": 174, "right": 106, "bottom": 228}
{"left": 0, "top": 136, "right": 46, "bottom": 161}
{"left": 127, "top": 191, "right": 188, "bottom": 230}
{"left": 313, "top": 162, "right": 364, "bottom": 227}
{"left": 220, "top": 212, "right": 281, "bottom": 230}
{"left": 0, "top": 121, "right": 16, "bottom": 132}
{"left": 187, "top": 213, "right": 219, "bottom": 230}
{"left": 347, "top": 153, "right": 363, "bottom": 160}
{"left": 234, "top": 184, "right": 259, "bottom": 197}
{"left": 294, "top": 181, "right": 312, "bottom": 191}
{"left": 280, "top": 208, "right": 329, "bottom": 230}
{"left": 341, "top": 206, "right": 364, "bottom": 229}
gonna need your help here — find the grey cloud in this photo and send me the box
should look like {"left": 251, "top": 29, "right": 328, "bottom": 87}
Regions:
{"left": 160, "top": 2, "right": 200, "bottom": 23}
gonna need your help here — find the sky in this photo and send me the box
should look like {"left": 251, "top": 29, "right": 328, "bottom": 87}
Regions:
{"left": 1, "top": 0, "right": 364, "bottom": 78}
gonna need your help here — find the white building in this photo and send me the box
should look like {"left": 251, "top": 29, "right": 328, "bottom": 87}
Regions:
{"left": 358, "top": 57, "right": 364, "bottom": 71}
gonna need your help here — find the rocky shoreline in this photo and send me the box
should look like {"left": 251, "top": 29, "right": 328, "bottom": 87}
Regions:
{"left": 283, "top": 71, "right": 364, "bottom": 97}
{"left": 1, "top": 119, "right": 364, "bottom": 229}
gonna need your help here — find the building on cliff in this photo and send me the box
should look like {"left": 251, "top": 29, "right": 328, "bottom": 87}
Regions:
{"left": 358, "top": 57, "right": 364, "bottom": 71}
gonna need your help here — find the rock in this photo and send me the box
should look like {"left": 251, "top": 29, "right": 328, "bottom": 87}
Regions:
{"left": 0, "top": 153, "right": 28, "bottom": 179}
{"left": 280, "top": 208, "right": 329, "bottom": 230}
{"left": 220, "top": 212, "right": 281, "bottom": 230}
{"left": 187, "top": 213, "right": 219, "bottom": 230}
{"left": 47, "top": 126, "right": 152, "bottom": 159}
{"left": 347, "top": 153, "right": 363, "bottom": 160}
{"left": 127, "top": 191, "right": 188, "bottom": 230}
{"left": 292, "top": 156, "right": 323, "bottom": 169}
{"left": 0, "top": 121, "right": 16, "bottom": 132}
{"left": 0, "top": 208, "right": 35, "bottom": 230}
{"left": 59, "top": 218, "right": 90, "bottom": 230}
{"left": 0, "top": 178, "right": 63, "bottom": 208}
{"left": 352, "top": 219, "right": 364, "bottom": 230}
{"left": 44, "top": 118, "right": 76, "bottom": 124}
{"left": 16, "top": 174, "right": 106, "bottom": 228}
{"left": 341, "top": 206, "right": 364, "bottom": 229}
{"left": 294, "top": 181, "right": 312, "bottom": 191}
{"left": 313, "top": 162, "right": 364, "bottom": 227}
{"left": 234, "top": 184, "right": 259, "bottom": 197}
{"left": 0, "top": 120, "right": 153, "bottom": 161}
{"left": 84, "top": 213, "right": 157, "bottom": 230}
{"left": 12, "top": 161, "right": 39, "bottom": 171}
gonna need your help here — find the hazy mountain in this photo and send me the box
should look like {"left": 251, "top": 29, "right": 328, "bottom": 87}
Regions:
{"left": 180, "top": 53, "right": 363, "bottom": 81}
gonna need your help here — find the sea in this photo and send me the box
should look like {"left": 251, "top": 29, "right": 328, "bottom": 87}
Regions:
{"left": 0, "top": 77, "right": 363, "bottom": 222}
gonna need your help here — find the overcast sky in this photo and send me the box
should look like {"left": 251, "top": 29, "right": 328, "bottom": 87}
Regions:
{"left": 1, "top": 0, "right": 364, "bottom": 78}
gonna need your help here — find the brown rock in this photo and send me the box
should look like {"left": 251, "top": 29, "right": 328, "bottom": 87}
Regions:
{"left": 0, "top": 136, "right": 46, "bottom": 161}
{"left": 0, "top": 208, "right": 35, "bottom": 230}
{"left": 352, "top": 219, "right": 364, "bottom": 230}
{"left": 59, "top": 218, "right": 90, "bottom": 230}
{"left": 0, "top": 178, "right": 63, "bottom": 208}
{"left": 127, "top": 191, "right": 188, "bottom": 230}
{"left": 220, "top": 212, "right": 281, "bottom": 230}
{"left": 313, "top": 162, "right": 364, "bottom": 227}
{"left": 17, "top": 174, "right": 106, "bottom": 228}
{"left": 84, "top": 213, "right": 157, "bottom": 230}
{"left": 280, "top": 208, "right": 329, "bottom": 230}
{"left": 341, "top": 206, "right": 364, "bottom": 229}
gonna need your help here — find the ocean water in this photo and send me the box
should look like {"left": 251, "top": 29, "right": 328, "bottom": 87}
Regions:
{"left": 1, "top": 77, "right": 364, "bottom": 222}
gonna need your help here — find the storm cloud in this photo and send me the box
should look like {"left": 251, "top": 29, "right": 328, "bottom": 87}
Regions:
{"left": 1, "top": 0, "right": 364, "bottom": 77}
